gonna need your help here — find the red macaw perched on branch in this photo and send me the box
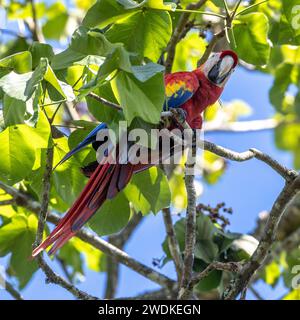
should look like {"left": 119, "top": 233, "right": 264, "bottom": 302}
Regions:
{"left": 32, "top": 50, "right": 238, "bottom": 257}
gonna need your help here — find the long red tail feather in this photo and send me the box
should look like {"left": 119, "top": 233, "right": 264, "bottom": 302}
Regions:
{"left": 32, "top": 161, "right": 135, "bottom": 257}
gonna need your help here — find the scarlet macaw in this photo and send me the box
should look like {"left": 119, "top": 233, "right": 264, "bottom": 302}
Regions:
{"left": 32, "top": 50, "right": 238, "bottom": 257}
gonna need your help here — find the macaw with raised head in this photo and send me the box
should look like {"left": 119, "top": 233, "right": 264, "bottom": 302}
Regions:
{"left": 32, "top": 50, "right": 238, "bottom": 257}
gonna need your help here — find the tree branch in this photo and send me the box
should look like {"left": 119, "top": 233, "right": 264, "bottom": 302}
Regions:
{"left": 27, "top": 0, "right": 44, "bottom": 42}
{"left": 190, "top": 261, "right": 241, "bottom": 289}
{"left": 224, "top": 175, "right": 300, "bottom": 300}
{"left": 165, "top": 0, "right": 208, "bottom": 73}
{"left": 36, "top": 256, "right": 98, "bottom": 300}
{"left": 162, "top": 208, "right": 183, "bottom": 280}
{"left": 178, "top": 142, "right": 197, "bottom": 300}
{"left": 203, "top": 141, "right": 298, "bottom": 182}
{"left": 0, "top": 272, "right": 24, "bottom": 300}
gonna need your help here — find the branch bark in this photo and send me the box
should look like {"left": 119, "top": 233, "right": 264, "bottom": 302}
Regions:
{"left": 0, "top": 273, "right": 24, "bottom": 300}
{"left": 162, "top": 208, "right": 183, "bottom": 280}
{"left": 178, "top": 142, "right": 197, "bottom": 300}
{"left": 224, "top": 175, "right": 300, "bottom": 300}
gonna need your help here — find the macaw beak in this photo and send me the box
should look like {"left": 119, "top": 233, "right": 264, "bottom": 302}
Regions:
{"left": 208, "top": 55, "right": 235, "bottom": 85}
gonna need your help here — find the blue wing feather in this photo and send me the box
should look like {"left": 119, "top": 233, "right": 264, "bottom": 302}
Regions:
{"left": 163, "top": 88, "right": 194, "bottom": 110}
{"left": 54, "top": 123, "right": 107, "bottom": 169}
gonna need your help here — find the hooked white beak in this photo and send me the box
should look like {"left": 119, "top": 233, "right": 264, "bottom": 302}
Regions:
{"left": 218, "top": 56, "right": 235, "bottom": 79}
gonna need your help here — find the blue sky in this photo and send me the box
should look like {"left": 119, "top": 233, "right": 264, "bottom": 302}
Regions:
{"left": 0, "top": 64, "right": 294, "bottom": 300}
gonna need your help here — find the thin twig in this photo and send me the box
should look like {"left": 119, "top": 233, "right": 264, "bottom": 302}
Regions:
{"left": 87, "top": 92, "right": 122, "bottom": 111}
{"left": 162, "top": 208, "right": 183, "bottom": 280}
{"left": 34, "top": 145, "right": 53, "bottom": 246}
{"left": 36, "top": 256, "right": 98, "bottom": 300}
{"left": 197, "top": 29, "right": 226, "bottom": 66}
{"left": 27, "top": 0, "right": 44, "bottom": 42}
{"left": 0, "top": 199, "right": 15, "bottom": 206}
{"left": 0, "top": 272, "right": 24, "bottom": 300}
{"left": 189, "top": 261, "right": 241, "bottom": 289}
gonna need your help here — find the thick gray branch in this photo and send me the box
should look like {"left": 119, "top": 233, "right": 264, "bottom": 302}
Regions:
{"left": 224, "top": 175, "right": 300, "bottom": 300}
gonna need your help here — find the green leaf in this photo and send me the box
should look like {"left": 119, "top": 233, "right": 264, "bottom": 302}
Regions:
{"left": 0, "top": 51, "right": 32, "bottom": 75}
{"left": 231, "top": 13, "right": 271, "bottom": 65}
{"left": 0, "top": 58, "right": 47, "bottom": 101}
{"left": 86, "top": 83, "right": 120, "bottom": 123}
{"left": 275, "top": 123, "right": 300, "bottom": 169}
{"left": 105, "top": 10, "right": 172, "bottom": 61}
{"left": 131, "top": 63, "right": 165, "bottom": 82}
{"left": 269, "top": 63, "right": 294, "bottom": 112}
{"left": 2, "top": 94, "right": 26, "bottom": 126}
{"left": 124, "top": 167, "right": 171, "bottom": 214}
{"left": 112, "top": 70, "right": 164, "bottom": 124}
{"left": 51, "top": 27, "right": 115, "bottom": 70}
{"left": 44, "top": 65, "right": 75, "bottom": 101}
{"left": 195, "top": 240, "right": 219, "bottom": 263}
{"left": 0, "top": 72, "right": 34, "bottom": 101}
{"left": 83, "top": 0, "right": 135, "bottom": 27}
{"left": 71, "top": 237, "right": 105, "bottom": 272}
{"left": 0, "top": 214, "right": 38, "bottom": 289}
{"left": 42, "top": 12, "right": 69, "bottom": 40}
{"left": 0, "top": 113, "right": 50, "bottom": 184}
{"left": 29, "top": 42, "right": 54, "bottom": 68}
{"left": 89, "top": 192, "right": 130, "bottom": 235}
{"left": 52, "top": 137, "right": 86, "bottom": 205}
{"left": 194, "top": 268, "right": 222, "bottom": 292}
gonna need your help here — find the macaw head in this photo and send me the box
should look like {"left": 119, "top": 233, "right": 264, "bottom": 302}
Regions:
{"left": 201, "top": 50, "right": 238, "bottom": 87}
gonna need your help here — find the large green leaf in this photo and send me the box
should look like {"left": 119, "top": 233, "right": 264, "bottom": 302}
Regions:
{"left": 275, "top": 123, "right": 300, "bottom": 169}
{"left": 231, "top": 13, "right": 271, "bottom": 66}
{"left": 29, "top": 42, "right": 54, "bottom": 68}
{"left": 89, "top": 191, "right": 131, "bottom": 236}
{"left": 269, "top": 63, "right": 294, "bottom": 112}
{"left": 124, "top": 167, "right": 171, "bottom": 214}
{"left": 83, "top": 0, "right": 135, "bottom": 27}
{"left": 112, "top": 70, "right": 164, "bottom": 124}
{"left": 51, "top": 27, "right": 115, "bottom": 70}
{"left": 0, "top": 51, "right": 32, "bottom": 75}
{"left": 0, "top": 113, "right": 50, "bottom": 184}
{"left": 0, "top": 213, "right": 38, "bottom": 289}
{"left": 2, "top": 94, "right": 26, "bottom": 126}
{"left": 106, "top": 10, "right": 172, "bottom": 61}
{"left": 0, "top": 58, "right": 47, "bottom": 101}
{"left": 44, "top": 64, "right": 75, "bottom": 101}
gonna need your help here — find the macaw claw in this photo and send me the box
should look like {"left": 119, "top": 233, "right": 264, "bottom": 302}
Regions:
{"left": 170, "top": 108, "right": 187, "bottom": 125}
